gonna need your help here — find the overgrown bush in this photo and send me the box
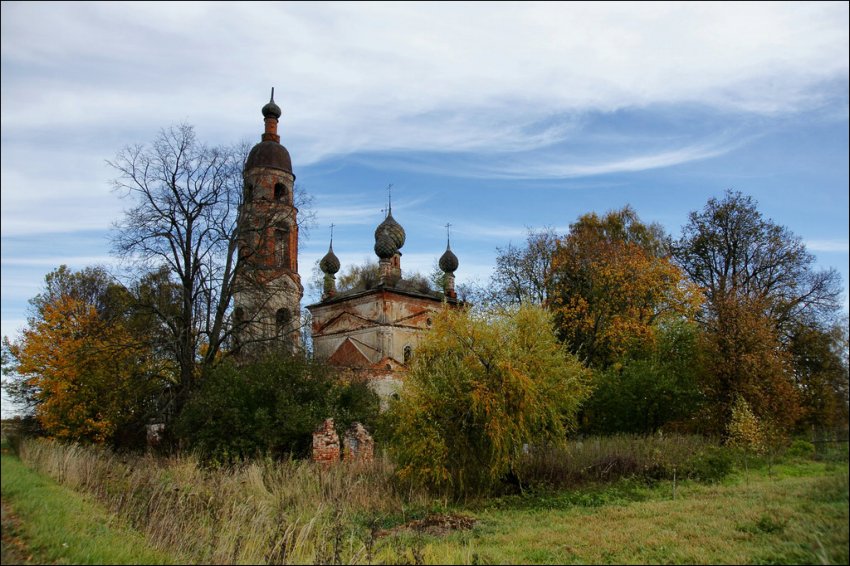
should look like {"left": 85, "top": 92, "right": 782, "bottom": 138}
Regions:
{"left": 785, "top": 439, "right": 816, "bottom": 460}
{"left": 682, "top": 445, "right": 734, "bottom": 483}
{"left": 581, "top": 321, "right": 705, "bottom": 435}
{"left": 175, "top": 353, "right": 380, "bottom": 464}
{"left": 2, "top": 415, "right": 44, "bottom": 456}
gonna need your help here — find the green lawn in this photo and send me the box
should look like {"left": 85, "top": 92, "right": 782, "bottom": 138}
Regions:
{"left": 1, "top": 451, "right": 181, "bottom": 565}
{"left": 396, "top": 462, "right": 849, "bottom": 565}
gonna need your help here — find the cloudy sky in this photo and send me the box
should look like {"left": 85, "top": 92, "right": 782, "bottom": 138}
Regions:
{"left": 2, "top": 2, "right": 848, "bottom": 412}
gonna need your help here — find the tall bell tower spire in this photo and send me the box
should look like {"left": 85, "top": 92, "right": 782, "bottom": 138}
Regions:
{"left": 233, "top": 89, "right": 303, "bottom": 353}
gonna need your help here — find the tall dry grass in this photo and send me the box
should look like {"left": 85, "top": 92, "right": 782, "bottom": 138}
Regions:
{"left": 519, "top": 433, "right": 726, "bottom": 487}
{"left": 15, "top": 434, "right": 733, "bottom": 563}
{"left": 18, "top": 438, "right": 430, "bottom": 564}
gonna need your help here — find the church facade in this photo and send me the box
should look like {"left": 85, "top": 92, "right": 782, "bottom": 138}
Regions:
{"left": 235, "top": 92, "right": 461, "bottom": 386}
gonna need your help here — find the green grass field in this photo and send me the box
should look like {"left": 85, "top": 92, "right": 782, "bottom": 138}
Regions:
{"left": 1, "top": 451, "right": 182, "bottom": 565}
{"left": 2, "top": 439, "right": 847, "bottom": 565}
{"left": 415, "top": 463, "right": 849, "bottom": 564}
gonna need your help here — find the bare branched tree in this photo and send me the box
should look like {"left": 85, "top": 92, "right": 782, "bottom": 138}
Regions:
{"left": 110, "top": 124, "right": 252, "bottom": 413}
{"left": 673, "top": 190, "right": 842, "bottom": 336}
{"left": 489, "top": 227, "right": 559, "bottom": 307}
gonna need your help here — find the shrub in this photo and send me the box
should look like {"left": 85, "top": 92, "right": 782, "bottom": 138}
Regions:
{"left": 785, "top": 439, "right": 816, "bottom": 460}
{"left": 175, "top": 353, "right": 380, "bottom": 463}
{"left": 683, "top": 445, "right": 734, "bottom": 482}
{"left": 2, "top": 415, "right": 44, "bottom": 457}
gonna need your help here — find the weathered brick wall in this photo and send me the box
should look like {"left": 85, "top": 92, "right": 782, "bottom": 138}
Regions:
{"left": 312, "top": 418, "right": 340, "bottom": 465}
{"left": 146, "top": 423, "right": 166, "bottom": 449}
{"left": 343, "top": 422, "right": 374, "bottom": 463}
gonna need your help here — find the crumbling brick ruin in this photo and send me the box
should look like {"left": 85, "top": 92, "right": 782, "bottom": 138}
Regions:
{"left": 343, "top": 422, "right": 374, "bottom": 463}
{"left": 312, "top": 418, "right": 341, "bottom": 465}
{"left": 312, "top": 419, "right": 374, "bottom": 465}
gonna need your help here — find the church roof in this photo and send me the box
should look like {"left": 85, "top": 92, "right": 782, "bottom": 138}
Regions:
{"left": 245, "top": 141, "right": 293, "bottom": 173}
{"left": 245, "top": 88, "right": 293, "bottom": 175}
{"left": 306, "top": 282, "right": 458, "bottom": 310}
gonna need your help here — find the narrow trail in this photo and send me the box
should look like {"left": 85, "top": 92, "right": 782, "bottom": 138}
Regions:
{"left": 1, "top": 498, "right": 41, "bottom": 565}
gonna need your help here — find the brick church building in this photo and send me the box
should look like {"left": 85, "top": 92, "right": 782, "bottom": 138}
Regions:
{"left": 235, "top": 91, "right": 461, "bottom": 396}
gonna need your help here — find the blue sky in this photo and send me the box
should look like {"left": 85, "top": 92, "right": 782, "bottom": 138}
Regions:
{"left": 2, "top": 2, "right": 848, "bottom": 414}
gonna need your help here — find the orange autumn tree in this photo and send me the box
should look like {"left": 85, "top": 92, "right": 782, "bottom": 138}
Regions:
{"left": 10, "top": 270, "right": 162, "bottom": 445}
{"left": 673, "top": 191, "right": 843, "bottom": 435}
{"left": 548, "top": 207, "right": 701, "bottom": 369}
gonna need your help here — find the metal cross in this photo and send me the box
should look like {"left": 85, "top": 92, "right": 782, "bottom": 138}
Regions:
{"left": 445, "top": 222, "right": 452, "bottom": 246}
{"left": 329, "top": 223, "right": 335, "bottom": 245}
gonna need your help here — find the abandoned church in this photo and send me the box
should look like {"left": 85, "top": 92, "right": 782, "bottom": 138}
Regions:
{"left": 233, "top": 91, "right": 462, "bottom": 408}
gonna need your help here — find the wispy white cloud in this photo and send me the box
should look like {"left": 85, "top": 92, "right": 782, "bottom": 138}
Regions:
{"left": 3, "top": 2, "right": 847, "bottom": 167}
{"left": 0, "top": 256, "right": 118, "bottom": 267}
{"left": 806, "top": 239, "right": 850, "bottom": 253}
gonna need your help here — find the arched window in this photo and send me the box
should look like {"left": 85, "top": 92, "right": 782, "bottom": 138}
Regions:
{"left": 274, "top": 182, "right": 285, "bottom": 201}
{"left": 275, "top": 228, "right": 289, "bottom": 267}
{"left": 276, "top": 308, "right": 291, "bottom": 330}
{"left": 403, "top": 345, "right": 413, "bottom": 364}
{"left": 233, "top": 307, "right": 244, "bottom": 325}
{"left": 245, "top": 183, "right": 254, "bottom": 202}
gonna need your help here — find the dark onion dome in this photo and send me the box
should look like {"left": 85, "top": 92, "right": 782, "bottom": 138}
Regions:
{"left": 374, "top": 211, "right": 406, "bottom": 251}
{"left": 374, "top": 234, "right": 397, "bottom": 259}
{"left": 439, "top": 245, "right": 459, "bottom": 273}
{"left": 319, "top": 244, "right": 340, "bottom": 274}
{"left": 262, "top": 90, "right": 282, "bottom": 119}
{"left": 245, "top": 141, "right": 292, "bottom": 173}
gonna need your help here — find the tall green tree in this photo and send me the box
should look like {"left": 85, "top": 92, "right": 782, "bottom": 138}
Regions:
{"left": 386, "top": 304, "right": 590, "bottom": 496}
{"left": 582, "top": 320, "right": 706, "bottom": 434}
{"left": 787, "top": 318, "right": 849, "bottom": 433}
{"left": 673, "top": 190, "right": 841, "bottom": 334}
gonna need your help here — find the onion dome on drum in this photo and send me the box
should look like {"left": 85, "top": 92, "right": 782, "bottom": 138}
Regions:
{"left": 439, "top": 244, "right": 459, "bottom": 274}
{"left": 245, "top": 88, "right": 293, "bottom": 174}
{"left": 319, "top": 243, "right": 340, "bottom": 275}
{"left": 374, "top": 211, "right": 405, "bottom": 252}
{"left": 374, "top": 234, "right": 397, "bottom": 259}
{"left": 374, "top": 203, "right": 406, "bottom": 260}
{"left": 261, "top": 93, "right": 282, "bottom": 120}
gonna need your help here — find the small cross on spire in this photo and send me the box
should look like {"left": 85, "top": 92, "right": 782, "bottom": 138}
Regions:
{"left": 445, "top": 222, "right": 452, "bottom": 247}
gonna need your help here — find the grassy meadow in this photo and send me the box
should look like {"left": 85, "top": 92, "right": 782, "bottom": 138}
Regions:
{"left": 1, "top": 435, "right": 847, "bottom": 565}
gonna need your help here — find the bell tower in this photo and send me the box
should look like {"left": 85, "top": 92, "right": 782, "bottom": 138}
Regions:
{"left": 233, "top": 89, "right": 303, "bottom": 352}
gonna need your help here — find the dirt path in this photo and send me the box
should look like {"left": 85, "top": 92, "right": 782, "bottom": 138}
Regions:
{"left": 1, "top": 498, "right": 41, "bottom": 565}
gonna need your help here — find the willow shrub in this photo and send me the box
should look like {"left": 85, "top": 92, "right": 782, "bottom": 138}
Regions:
{"left": 385, "top": 304, "right": 591, "bottom": 497}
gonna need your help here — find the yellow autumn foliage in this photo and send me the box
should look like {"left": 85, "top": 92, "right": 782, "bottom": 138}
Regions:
{"left": 386, "top": 303, "right": 591, "bottom": 496}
